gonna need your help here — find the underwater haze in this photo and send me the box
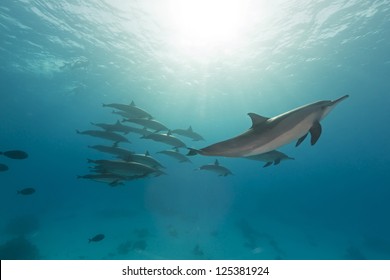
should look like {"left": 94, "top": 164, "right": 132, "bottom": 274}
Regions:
{"left": 1, "top": 0, "right": 390, "bottom": 260}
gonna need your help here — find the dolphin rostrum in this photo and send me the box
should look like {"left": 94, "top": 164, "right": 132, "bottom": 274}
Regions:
{"left": 188, "top": 95, "right": 349, "bottom": 157}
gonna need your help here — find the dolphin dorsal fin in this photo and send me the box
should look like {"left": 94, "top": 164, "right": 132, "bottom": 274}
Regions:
{"left": 214, "top": 159, "right": 219, "bottom": 166}
{"left": 116, "top": 120, "right": 121, "bottom": 125}
{"left": 112, "top": 142, "right": 119, "bottom": 148}
{"left": 174, "top": 147, "right": 179, "bottom": 152}
{"left": 145, "top": 151, "right": 150, "bottom": 156}
{"left": 248, "top": 113, "right": 269, "bottom": 128}
{"left": 167, "top": 130, "right": 172, "bottom": 136}
{"left": 130, "top": 101, "right": 135, "bottom": 106}
{"left": 188, "top": 126, "right": 193, "bottom": 132}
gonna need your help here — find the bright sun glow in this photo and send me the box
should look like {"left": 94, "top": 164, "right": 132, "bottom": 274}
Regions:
{"left": 168, "top": 0, "right": 250, "bottom": 56}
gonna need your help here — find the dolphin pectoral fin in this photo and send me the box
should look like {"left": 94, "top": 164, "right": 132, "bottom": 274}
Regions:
{"left": 296, "top": 133, "right": 308, "bottom": 147}
{"left": 309, "top": 121, "right": 322, "bottom": 145}
{"left": 263, "top": 162, "right": 272, "bottom": 168}
{"left": 274, "top": 159, "right": 281, "bottom": 165}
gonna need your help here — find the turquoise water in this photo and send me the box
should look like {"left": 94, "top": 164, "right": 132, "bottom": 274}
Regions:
{"left": 1, "top": 0, "right": 390, "bottom": 260}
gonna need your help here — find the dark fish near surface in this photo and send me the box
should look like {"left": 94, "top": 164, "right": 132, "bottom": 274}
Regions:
{"left": 89, "top": 233, "right": 105, "bottom": 243}
{"left": 17, "top": 188, "right": 36, "bottom": 195}
{"left": 0, "top": 150, "right": 29, "bottom": 159}
{"left": 0, "top": 163, "right": 9, "bottom": 172}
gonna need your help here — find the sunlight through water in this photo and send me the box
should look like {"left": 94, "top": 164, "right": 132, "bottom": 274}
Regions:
{"left": 166, "top": 0, "right": 253, "bottom": 57}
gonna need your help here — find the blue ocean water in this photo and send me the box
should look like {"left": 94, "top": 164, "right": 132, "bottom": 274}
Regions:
{"left": 1, "top": 0, "right": 389, "bottom": 260}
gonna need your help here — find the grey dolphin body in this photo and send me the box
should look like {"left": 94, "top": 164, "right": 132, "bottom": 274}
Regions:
{"left": 188, "top": 95, "right": 349, "bottom": 157}
{"left": 172, "top": 126, "right": 205, "bottom": 141}
{"left": 76, "top": 129, "right": 130, "bottom": 143}
{"left": 122, "top": 118, "right": 169, "bottom": 132}
{"left": 198, "top": 159, "right": 233, "bottom": 176}
{"left": 245, "top": 150, "right": 294, "bottom": 167}
{"left": 120, "top": 151, "right": 166, "bottom": 169}
{"left": 142, "top": 132, "right": 187, "bottom": 148}
{"left": 157, "top": 148, "right": 192, "bottom": 163}
{"left": 90, "top": 121, "right": 138, "bottom": 134}
{"left": 103, "top": 101, "right": 153, "bottom": 119}
{"left": 88, "top": 145, "right": 134, "bottom": 158}
{"left": 88, "top": 159, "right": 165, "bottom": 177}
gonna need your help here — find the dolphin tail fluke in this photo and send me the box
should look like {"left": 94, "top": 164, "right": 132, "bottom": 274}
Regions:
{"left": 187, "top": 148, "right": 201, "bottom": 156}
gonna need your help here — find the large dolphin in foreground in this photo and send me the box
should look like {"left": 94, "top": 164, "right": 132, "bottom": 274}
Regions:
{"left": 188, "top": 95, "right": 349, "bottom": 157}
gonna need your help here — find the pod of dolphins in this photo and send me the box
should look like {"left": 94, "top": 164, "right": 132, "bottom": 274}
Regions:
{"left": 77, "top": 95, "right": 349, "bottom": 186}
{"left": 77, "top": 101, "right": 205, "bottom": 186}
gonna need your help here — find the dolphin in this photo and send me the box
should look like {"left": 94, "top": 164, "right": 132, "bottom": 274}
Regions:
{"left": 142, "top": 131, "right": 187, "bottom": 148}
{"left": 245, "top": 150, "right": 294, "bottom": 167}
{"left": 90, "top": 120, "right": 140, "bottom": 134}
{"left": 157, "top": 148, "right": 192, "bottom": 163}
{"left": 76, "top": 129, "right": 130, "bottom": 143}
{"left": 122, "top": 117, "right": 169, "bottom": 132}
{"left": 171, "top": 126, "right": 205, "bottom": 141}
{"left": 103, "top": 101, "right": 153, "bottom": 119}
{"left": 198, "top": 159, "right": 233, "bottom": 176}
{"left": 88, "top": 144, "right": 134, "bottom": 158}
{"left": 120, "top": 151, "right": 166, "bottom": 169}
{"left": 188, "top": 95, "right": 349, "bottom": 157}
{"left": 88, "top": 159, "right": 165, "bottom": 177}
{"left": 77, "top": 173, "right": 127, "bottom": 187}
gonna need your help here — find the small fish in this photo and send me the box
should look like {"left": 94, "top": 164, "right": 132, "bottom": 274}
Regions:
{"left": 0, "top": 150, "right": 28, "bottom": 160}
{"left": 0, "top": 163, "right": 9, "bottom": 172}
{"left": 17, "top": 188, "right": 36, "bottom": 195}
{"left": 89, "top": 233, "right": 105, "bottom": 243}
